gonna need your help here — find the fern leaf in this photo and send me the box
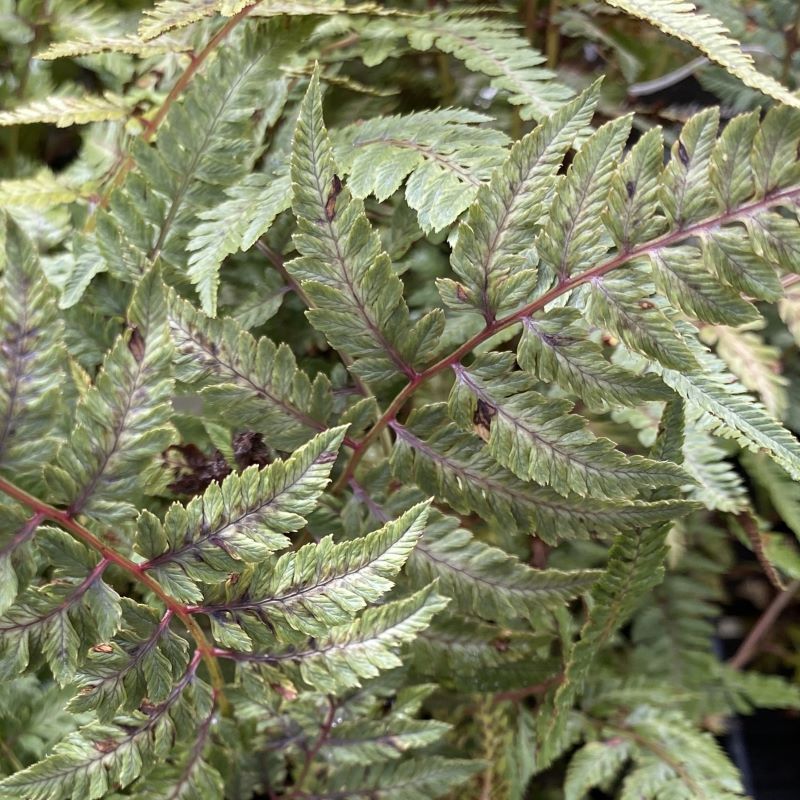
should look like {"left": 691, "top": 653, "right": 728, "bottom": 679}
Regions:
{"left": 245, "top": 584, "right": 448, "bottom": 692}
{"left": 138, "top": 428, "right": 346, "bottom": 602}
{"left": 651, "top": 246, "right": 759, "bottom": 326}
{"left": 440, "top": 84, "right": 599, "bottom": 320}
{"left": 138, "top": 0, "right": 219, "bottom": 39}
{"left": 0, "top": 173, "right": 78, "bottom": 209}
{"left": 185, "top": 172, "right": 292, "bottom": 314}
{"left": 334, "top": 109, "right": 509, "bottom": 233}
{"left": 702, "top": 324, "right": 787, "bottom": 420}
{"left": 290, "top": 70, "right": 442, "bottom": 380}
{"left": 37, "top": 34, "right": 186, "bottom": 60}
{"left": 604, "top": 127, "right": 666, "bottom": 249}
{"left": 405, "top": 11, "right": 575, "bottom": 122}
{"left": 320, "top": 718, "right": 450, "bottom": 766}
{"left": 565, "top": 740, "right": 631, "bottom": 800}
{"left": 544, "top": 400, "right": 684, "bottom": 754}
{"left": 0, "top": 220, "right": 66, "bottom": 479}
{"left": 44, "top": 268, "right": 175, "bottom": 525}
{"left": 660, "top": 107, "right": 718, "bottom": 228}
{"left": 0, "top": 530, "right": 119, "bottom": 685}
{"left": 709, "top": 111, "right": 759, "bottom": 211}
{"left": 0, "top": 93, "right": 131, "bottom": 127}
{"left": 449, "top": 353, "right": 688, "bottom": 499}
{"left": 168, "top": 293, "right": 333, "bottom": 450}
{"left": 323, "top": 755, "right": 483, "bottom": 800}
{"left": 683, "top": 426, "right": 748, "bottom": 513}
{"left": 406, "top": 511, "right": 599, "bottom": 623}
{"left": 656, "top": 330, "right": 800, "bottom": 479}
{"left": 601, "top": 0, "right": 800, "bottom": 107}
{"left": 537, "top": 116, "right": 631, "bottom": 285}
{"left": 704, "top": 228, "right": 783, "bottom": 302}
{"left": 390, "top": 405, "right": 696, "bottom": 544}
{"left": 68, "top": 600, "right": 189, "bottom": 722}
{"left": 201, "top": 502, "right": 430, "bottom": 639}
{"left": 518, "top": 308, "right": 671, "bottom": 409}
{"left": 0, "top": 661, "right": 211, "bottom": 800}
{"left": 586, "top": 267, "right": 698, "bottom": 371}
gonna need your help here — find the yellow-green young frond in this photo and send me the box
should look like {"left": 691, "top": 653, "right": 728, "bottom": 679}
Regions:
{"left": 601, "top": 0, "right": 800, "bottom": 107}
{"left": 0, "top": 93, "right": 131, "bottom": 127}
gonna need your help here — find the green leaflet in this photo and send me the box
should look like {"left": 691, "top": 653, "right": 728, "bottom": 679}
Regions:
{"left": 0, "top": 530, "right": 120, "bottom": 686}
{"left": 406, "top": 511, "right": 599, "bottom": 623}
{"left": 660, "top": 106, "right": 719, "bottom": 228}
{"left": 45, "top": 268, "right": 175, "bottom": 526}
{"left": 448, "top": 352, "right": 689, "bottom": 500}
{"left": 537, "top": 115, "right": 632, "bottom": 285}
{"left": 334, "top": 108, "right": 509, "bottom": 234}
{"left": 518, "top": 308, "right": 670, "bottom": 409}
{"left": 0, "top": 94, "right": 132, "bottom": 127}
{"left": 0, "top": 219, "right": 65, "bottom": 480}
{"left": 440, "top": 84, "right": 599, "bottom": 320}
{"left": 137, "top": 428, "right": 347, "bottom": 603}
{"left": 168, "top": 292, "right": 333, "bottom": 451}
{"left": 257, "top": 584, "right": 449, "bottom": 693}
{"left": 202, "top": 502, "right": 430, "bottom": 640}
{"left": 322, "top": 756, "right": 483, "bottom": 800}
{"left": 0, "top": 664, "right": 213, "bottom": 800}
{"left": 290, "top": 70, "right": 443, "bottom": 382}
{"left": 656, "top": 329, "right": 800, "bottom": 480}
{"left": 542, "top": 399, "right": 685, "bottom": 758}
{"left": 391, "top": 404, "right": 696, "bottom": 544}
{"left": 650, "top": 245, "right": 759, "bottom": 327}
{"left": 585, "top": 265, "right": 698, "bottom": 372}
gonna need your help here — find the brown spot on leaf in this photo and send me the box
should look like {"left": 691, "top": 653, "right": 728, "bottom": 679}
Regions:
{"left": 93, "top": 739, "right": 118, "bottom": 753}
{"left": 678, "top": 140, "right": 690, "bottom": 166}
{"left": 625, "top": 180, "right": 636, "bottom": 199}
{"left": 91, "top": 643, "right": 114, "bottom": 654}
{"left": 473, "top": 399, "right": 497, "bottom": 442}
{"left": 638, "top": 300, "right": 655, "bottom": 310}
{"left": 325, "top": 174, "right": 343, "bottom": 221}
{"left": 456, "top": 283, "right": 469, "bottom": 303}
{"left": 128, "top": 326, "right": 145, "bottom": 363}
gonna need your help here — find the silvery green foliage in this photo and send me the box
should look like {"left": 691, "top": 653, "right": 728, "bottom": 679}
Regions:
{"left": 2, "top": 2, "right": 800, "bottom": 799}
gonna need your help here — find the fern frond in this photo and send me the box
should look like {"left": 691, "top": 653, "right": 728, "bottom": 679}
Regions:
{"left": 185, "top": 172, "right": 292, "bottom": 312}
{"left": 0, "top": 94, "right": 131, "bottom": 127}
{"left": 656, "top": 330, "right": 800, "bottom": 479}
{"left": 0, "top": 173, "right": 78, "bottom": 209}
{"left": 168, "top": 293, "right": 334, "bottom": 451}
{"left": 44, "top": 268, "right": 175, "bottom": 525}
{"left": 239, "top": 584, "right": 448, "bottom": 692}
{"left": 405, "top": 511, "right": 598, "bottom": 623}
{"left": 200, "top": 502, "right": 430, "bottom": 640}
{"left": 0, "top": 659, "right": 212, "bottom": 800}
{"left": 601, "top": 0, "right": 800, "bottom": 107}
{"left": 537, "top": 116, "right": 632, "bottom": 286}
{"left": 448, "top": 353, "right": 688, "bottom": 500}
{"left": 290, "top": 71, "right": 443, "bottom": 381}
{"left": 702, "top": 324, "right": 787, "bottom": 419}
{"left": 544, "top": 400, "right": 684, "bottom": 754}
{"left": 137, "top": 428, "right": 346, "bottom": 603}
{"left": 37, "top": 34, "right": 186, "bottom": 60}
{"left": 0, "top": 220, "right": 66, "bottom": 480}
{"left": 440, "top": 85, "right": 599, "bottom": 320}
{"left": 683, "top": 426, "right": 748, "bottom": 513}
{"left": 334, "top": 109, "right": 509, "bottom": 233}
{"left": 405, "top": 11, "right": 574, "bottom": 122}
{"left": 564, "top": 740, "right": 630, "bottom": 800}
{"left": 138, "top": 0, "right": 219, "bottom": 39}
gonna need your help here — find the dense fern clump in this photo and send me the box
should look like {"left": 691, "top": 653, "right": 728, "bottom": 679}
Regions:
{"left": 3, "top": 1, "right": 800, "bottom": 798}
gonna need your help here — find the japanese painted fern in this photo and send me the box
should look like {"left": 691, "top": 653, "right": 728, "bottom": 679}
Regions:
{"left": 2, "top": 1, "right": 800, "bottom": 799}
